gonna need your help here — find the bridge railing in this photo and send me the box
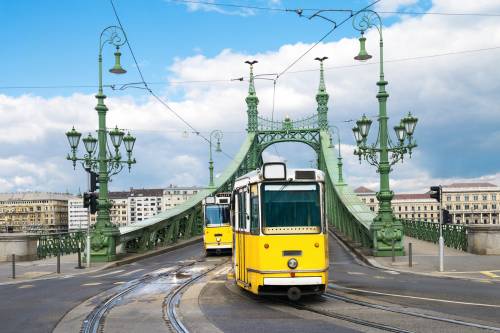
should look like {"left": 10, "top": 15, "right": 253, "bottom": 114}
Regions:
{"left": 319, "top": 131, "right": 376, "bottom": 249}
{"left": 37, "top": 231, "right": 86, "bottom": 259}
{"left": 401, "top": 219, "right": 467, "bottom": 251}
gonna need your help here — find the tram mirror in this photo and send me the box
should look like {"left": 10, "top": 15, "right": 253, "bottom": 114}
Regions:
{"left": 205, "top": 197, "right": 216, "bottom": 204}
{"left": 263, "top": 162, "right": 286, "bottom": 180}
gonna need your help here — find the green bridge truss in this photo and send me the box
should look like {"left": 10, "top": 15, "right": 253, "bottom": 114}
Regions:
{"left": 115, "top": 60, "right": 387, "bottom": 257}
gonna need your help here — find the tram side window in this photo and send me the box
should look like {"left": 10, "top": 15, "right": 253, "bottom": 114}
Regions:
{"left": 238, "top": 191, "right": 247, "bottom": 230}
{"left": 250, "top": 185, "right": 259, "bottom": 235}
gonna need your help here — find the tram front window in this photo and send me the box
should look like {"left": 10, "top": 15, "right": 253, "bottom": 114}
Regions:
{"left": 205, "top": 205, "right": 230, "bottom": 226}
{"left": 262, "top": 183, "right": 321, "bottom": 234}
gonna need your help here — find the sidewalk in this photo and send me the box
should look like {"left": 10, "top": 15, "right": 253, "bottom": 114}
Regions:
{"left": 0, "top": 236, "right": 203, "bottom": 285}
{"left": 369, "top": 237, "right": 500, "bottom": 281}
{"left": 0, "top": 253, "right": 108, "bottom": 284}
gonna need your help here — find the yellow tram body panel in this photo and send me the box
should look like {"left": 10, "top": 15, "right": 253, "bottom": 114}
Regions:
{"left": 204, "top": 225, "right": 233, "bottom": 251}
{"left": 234, "top": 232, "right": 328, "bottom": 295}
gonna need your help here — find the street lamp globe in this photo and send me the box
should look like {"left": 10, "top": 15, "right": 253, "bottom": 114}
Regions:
{"left": 352, "top": 126, "right": 362, "bottom": 145}
{"left": 109, "top": 126, "right": 125, "bottom": 149}
{"left": 66, "top": 127, "right": 82, "bottom": 150}
{"left": 123, "top": 132, "right": 136, "bottom": 153}
{"left": 82, "top": 133, "right": 98, "bottom": 154}
{"left": 394, "top": 123, "right": 406, "bottom": 143}
{"left": 109, "top": 46, "right": 127, "bottom": 74}
{"left": 215, "top": 139, "right": 222, "bottom": 153}
{"left": 402, "top": 112, "right": 418, "bottom": 136}
{"left": 354, "top": 32, "right": 373, "bottom": 61}
{"left": 356, "top": 114, "right": 372, "bottom": 138}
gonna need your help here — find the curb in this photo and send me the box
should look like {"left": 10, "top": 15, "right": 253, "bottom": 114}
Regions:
{"left": 0, "top": 237, "right": 202, "bottom": 286}
{"left": 329, "top": 229, "right": 496, "bottom": 283}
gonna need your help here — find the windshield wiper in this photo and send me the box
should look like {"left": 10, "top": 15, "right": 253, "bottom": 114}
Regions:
{"left": 278, "top": 178, "right": 294, "bottom": 192}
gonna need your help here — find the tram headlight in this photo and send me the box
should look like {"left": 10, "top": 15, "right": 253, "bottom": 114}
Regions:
{"left": 287, "top": 258, "right": 298, "bottom": 269}
{"left": 216, "top": 236, "right": 221, "bottom": 242}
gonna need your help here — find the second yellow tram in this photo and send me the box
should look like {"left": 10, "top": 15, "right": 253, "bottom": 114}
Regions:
{"left": 232, "top": 162, "right": 328, "bottom": 300}
{"left": 202, "top": 193, "right": 232, "bottom": 255}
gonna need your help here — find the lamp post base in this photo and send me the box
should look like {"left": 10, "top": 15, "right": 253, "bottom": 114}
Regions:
{"left": 371, "top": 220, "right": 405, "bottom": 257}
{"left": 89, "top": 226, "right": 120, "bottom": 262}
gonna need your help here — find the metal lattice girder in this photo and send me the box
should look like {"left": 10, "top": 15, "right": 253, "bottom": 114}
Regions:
{"left": 257, "top": 129, "right": 321, "bottom": 155}
{"left": 319, "top": 131, "right": 375, "bottom": 246}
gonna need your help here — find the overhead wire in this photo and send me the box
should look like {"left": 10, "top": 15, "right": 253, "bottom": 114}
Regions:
{"left": 109, "top": 0, "right": 236, "bottom": 161}
{"left": 170, "top": 0, "right": 500, "bottom": 17}
{"left": 275, "top": 0, "right": 381, "bottom": 79}
{"left": 2, "top": 45, "right": 500, "bottom": 90}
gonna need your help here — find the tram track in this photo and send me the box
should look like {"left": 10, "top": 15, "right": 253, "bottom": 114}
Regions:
{"left": 282, "top": 297, "right": 414, "bottom": 333}
{"left": 323, "top": 290, "right": 500, "bottom": 332}
{"left": 80, "top": 258, "right": 226, "bottom": 333}
{"left": 164, "top": 259, "right": 228, "bottom": 333}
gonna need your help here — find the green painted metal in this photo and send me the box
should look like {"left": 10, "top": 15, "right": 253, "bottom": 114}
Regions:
{"left": 37, "top": 231, "right": 86, "bottom": 259}
{"left": 350, "top": 10, "right": 418, "bottom": 256}
{"left": 402, "top": 220, "right": 467, "bottom": 251}
{"left": 66, "top": 26, "right": 137, "bottom": 262}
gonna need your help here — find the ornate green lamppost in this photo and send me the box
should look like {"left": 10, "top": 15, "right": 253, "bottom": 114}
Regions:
{"left": 351, "top": 10, "right": 418, "bottom": 256}
{"left": 328, "top": 125, "right": 344, "bottom": 184}
{"left": 65, "top": 26, "right": 136, "bottom": 262}
{"left": 208, "top": 130, "right": 223, "bottom": 187}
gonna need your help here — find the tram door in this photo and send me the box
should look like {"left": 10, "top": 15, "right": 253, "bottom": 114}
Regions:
{"left": 236, "top": 189, "right": 248, "bottom": 285}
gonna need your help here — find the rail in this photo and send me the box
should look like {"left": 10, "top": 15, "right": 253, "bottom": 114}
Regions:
{"left": 401, "top": 219, "right": 467, "bottom": 251}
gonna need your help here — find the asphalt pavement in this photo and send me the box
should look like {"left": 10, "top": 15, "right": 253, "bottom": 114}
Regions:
{"left": 0, "top": 242, "right": 203, "bottom": 333}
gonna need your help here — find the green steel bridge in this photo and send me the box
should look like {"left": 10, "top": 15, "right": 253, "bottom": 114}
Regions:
{"left": 116, "top": 60, "right": 385, "bottom": 257}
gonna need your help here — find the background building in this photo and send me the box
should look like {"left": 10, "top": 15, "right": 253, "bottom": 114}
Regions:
{"left": 128, "top": 188, "right": 164, "bottom": 224}
{"left": 110, "top": 191, "right": 129, "bottom": 227}
{"left": 355, "top": 182, "right": 500, "bottom": 225}
{"left": 0, "top": 192, "right": 76, "bottom": 233}
{"left": 162, "top": 185, "right": 200, "bottom": 211}
{"left": 442, "top": 183, "right": 499, "bottom": 225}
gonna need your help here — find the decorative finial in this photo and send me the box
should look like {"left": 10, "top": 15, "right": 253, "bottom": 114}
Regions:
{"left": 245, "top": 60, "right": 258, "bottom": 95}
{"left": 314, "top": 56, "right": 328, "bottom": 93}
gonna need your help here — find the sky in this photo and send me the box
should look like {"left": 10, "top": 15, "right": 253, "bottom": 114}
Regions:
{"left": 0, "top": 0, "right": 500, "bottom": 195}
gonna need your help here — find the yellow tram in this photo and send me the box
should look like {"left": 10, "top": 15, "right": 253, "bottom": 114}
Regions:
{"left": 202, "top": 193, "right": 232, "bottom": 255}
{"left": 232, "top": 162, "right": 328, "bottom": 300}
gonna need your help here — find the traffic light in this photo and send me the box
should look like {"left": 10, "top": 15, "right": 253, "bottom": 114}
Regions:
{"left": 89, "top": 192, "right": 98, "bottom": 214}
{"left": 83, "top": 192, "right": 91, "bottom": 208}
{"left": 442, "top": 209, "right": 451, "bottom": 224}
{"left": 430, "top": 186, "right": 441, "bottom": 202}
{"left": 90, "top": 171, "right": 99, "bottom": 192}
{"left": 82, "top": 192, "right": 99, "bottom": 214}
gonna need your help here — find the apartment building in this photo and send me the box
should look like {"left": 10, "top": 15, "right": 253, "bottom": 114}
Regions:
{"left": 355, "top": 182, "right": 500, "bottom": 225}
{"left": 0, "top": 192, "right": 76, "bottom": 233}
{"left": 128, "top": 188, "right": 164, "bottom": 224}
{"left": 162, "top": 185, "right": 200, "bottom": 210}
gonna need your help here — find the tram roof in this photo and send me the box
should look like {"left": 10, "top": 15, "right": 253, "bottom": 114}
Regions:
{"left": 234, "top": 167, "right": 324, "bottom": 188}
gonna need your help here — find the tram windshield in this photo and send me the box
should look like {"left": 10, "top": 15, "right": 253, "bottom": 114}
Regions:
{"left": 205, "top": 205, "right": 230, "bottom": 226}
{"left": 262, "top": 183, "right": 321, "bottom": 234}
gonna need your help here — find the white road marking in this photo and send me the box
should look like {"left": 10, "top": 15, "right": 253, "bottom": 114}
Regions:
{"left": 118, "top": 269, "right": 144, "bottom": 277}
{"left": 18, "top": 285, "right": 34, "bottom": 289}
{"left": 114, "top": 281, "right": 126, "bottom": 285}
{"left": 334, "top": 285, "right": 500, "bottom": 308}
{"left": 82, "top": 282, "right": 102, "bottom": 286}
{"left": 346, "top": 272, "right": 365, "bottom": 275}
{"left": 90, "top": 270, "right": 125, "bottom": 278}
{"left": 384, "top": 271, "right": 400, "bottom": 275}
